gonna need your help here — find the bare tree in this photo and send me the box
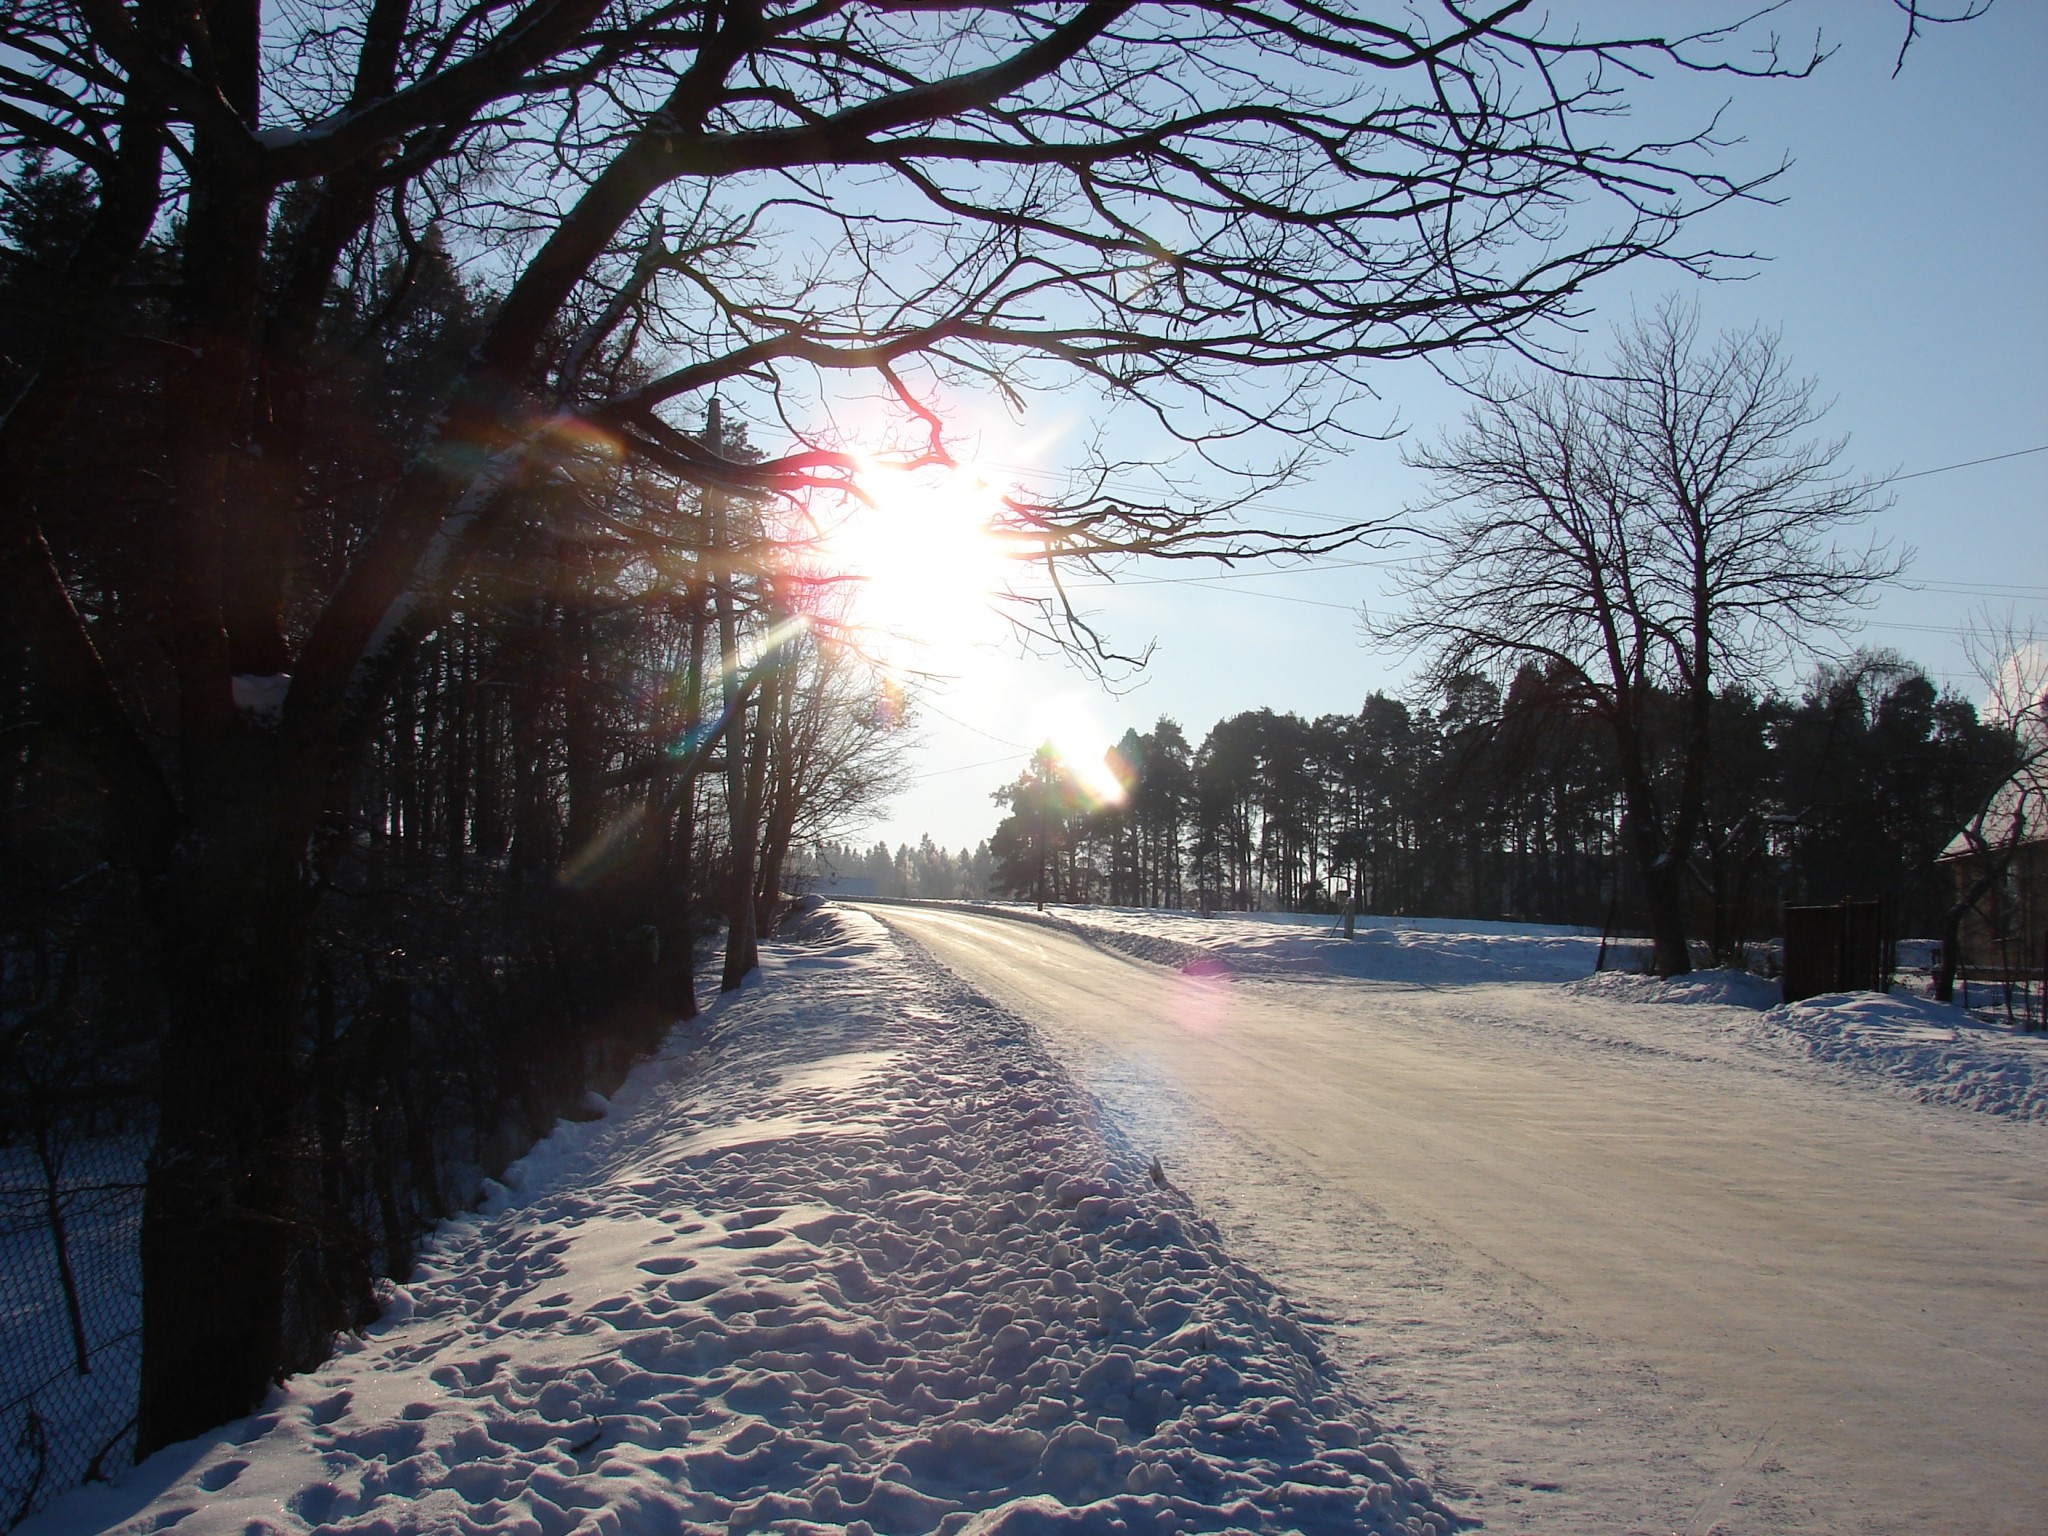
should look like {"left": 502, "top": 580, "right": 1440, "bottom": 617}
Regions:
{"left": 1888, "top": 0, "right": 1997, "bottom": 76}
{"left": 0, "top": 0, "right": 1869, "bottom": 1444}
{"left": 751, "top": 625, "right": 913, "bottom": 936}
{"left": 1380, "top": 300, "right": 1902, "bottom": 975}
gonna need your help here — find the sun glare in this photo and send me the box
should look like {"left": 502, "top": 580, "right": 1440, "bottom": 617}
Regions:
{"left": 812, "top": 462, "right": 1014, "bottom": 663}
{"left": 1034, "top": 695, "right": 1127, "bottom": 807}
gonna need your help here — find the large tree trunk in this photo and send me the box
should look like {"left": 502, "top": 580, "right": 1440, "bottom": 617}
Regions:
{"left": 561, "top": 542, "right": 604, "bottom": 863}
{"left": 131, "top": 43, "right": 310, "bottom": 1444}
{"left": 1614, "top": 713, "right": 1693, "bottom": 977}
{"left": 654, "top": 793, "right": 700, "bottom": 1021}
{"left": 1640, "top": 857, "right": 1692, "bottom": 978}
{"left": 652, "top": 592, "right": 710, "bottom": 1019}
{"left": 705, "top": 406, "right": 757, "bottom": 990}
{"left": 506, "top": 601, "right": 555, "bottom": 876}
{"left": 136, "top": 764, "right": 317, "bottom": 1454}
{"left": 745, "top": 660, "right": 791, "bottom": 938}
{"left": 720, "top": 661, "right": 761, "bottom": 985}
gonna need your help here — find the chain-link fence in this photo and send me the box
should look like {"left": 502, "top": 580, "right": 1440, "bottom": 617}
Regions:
{"left": 0, "top": 844, "right": 697, "bottom": 1528}
{"left": 0, "top": 1130, "right": 147, "bottom": 1528}
{"left": 0, "top": 850, "right": 157, "bottom": 1530}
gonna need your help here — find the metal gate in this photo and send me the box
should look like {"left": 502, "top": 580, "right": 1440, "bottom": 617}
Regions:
{"left": 1781, "top": 899, "right": 1892, "bottom": 1004}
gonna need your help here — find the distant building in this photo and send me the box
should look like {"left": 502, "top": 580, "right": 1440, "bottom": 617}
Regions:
{"left": 1938, "top": 761, "right": 2046, "bottom": 976}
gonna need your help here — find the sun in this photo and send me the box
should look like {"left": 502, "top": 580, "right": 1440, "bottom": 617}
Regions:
{"left": 808, "top": 460, "right": 1016, "bottom": 664}
{"left": 1033, "top": 694, "right": 1128, "bottom": 807}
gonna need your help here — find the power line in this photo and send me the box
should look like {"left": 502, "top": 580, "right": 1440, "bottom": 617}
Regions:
{"left": 1907, "top": 580, "right": 2048, "bottom": 598}
{"left": 1860, "top": 618, "right": 2021, "bottom": 638}
{"left": 983, "top": 440, "right": 2048, "bottom": 534}
{"left": 1036, "top": 560, "right": 2044, "bottom": 624}
{"left": 1078, "top": 566, "right": 2048, "bottom": 598}
{"left": 1056, "top": 568, "right": 2048, "bottom": 604}
{"left": 908, "top": 750, "right": 1025, "bottom": 783}
{"left": 1008, "top": 445, "right": 2048, "bottom": 599}
{"left": 906, "top": 692, "right": 1030, "bottom": 750}
{"left": 1124, "top": 578, "right": 1359, "bottom": 611}
{"left": 1887, "top": 443, "right": 2048, "bottom": 483}
{"left": 1090, "top": 554, "right": 1409, "bottom": 588}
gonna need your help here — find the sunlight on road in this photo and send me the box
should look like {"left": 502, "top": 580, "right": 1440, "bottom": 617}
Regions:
{"left": 872, "top": 903, "right": 2048, "bottom": 1536}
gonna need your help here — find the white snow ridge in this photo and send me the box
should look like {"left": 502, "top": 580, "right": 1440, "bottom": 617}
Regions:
{"left": 35, "top": 907, "right": 1454, "bottom": 1536}
{"left": 1745, "top": 989, "right": 2048, "bottom": 1121}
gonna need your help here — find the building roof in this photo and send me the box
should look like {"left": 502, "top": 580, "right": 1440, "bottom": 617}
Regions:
{"left": 1941, "top": 760, "right": 2048, "bottom": 860}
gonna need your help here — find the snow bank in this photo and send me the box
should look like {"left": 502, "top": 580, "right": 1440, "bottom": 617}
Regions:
{"left": 1745, "top": 991, "right": 2048, "bottom": 1122}
{"left": 935, "top": 904, "right": 2047, "bottom": 1127}
{"left": 965, "top": 902, "right": 1610, "bottom": 985}
{"left": 1099, "top": 909, "right": 1596, "bottom": 940}
{"left": 1565, "top": 967, "right": 1783, "bottom": 1010}
{"left": 29, "top": 908, "right": 1454, "bottom": 1536}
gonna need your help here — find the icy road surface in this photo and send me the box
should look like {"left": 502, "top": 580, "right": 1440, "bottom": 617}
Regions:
{"left": 868, "top": 904, "right": 2048, "bottom": 1536}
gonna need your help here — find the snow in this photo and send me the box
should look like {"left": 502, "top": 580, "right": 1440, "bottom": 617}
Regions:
{"left": 1937, "top": 760, "right": 2045, "bottom": 858}
{"left": 872, "top": 902, "right": 2048, "bottom": 1534}
{"left": 229, "top": 674, "right": 291, "bottom": 715}
{"left": 24, "top": 896, "right": 2043, "bottom": 1534}
{"left": 967, "top": 902, "right": 2045, "bottom": 1121}
{"left": 0, "top": 1138, "right": 146, "bottom": 1517}
{"left": 24, "top": 907, "right": 1454, "bottom": 1536}
{"left": 1745, "top": 988, "right": 2048, "bottom": 1121}
{"left": 353, "top": 432, "right": 540, "bottom": 691}
{"left": 957, "top": 902, "right": 1613, "bottom": 984}
{"left": 1564, "top": 965, "right": 1784, "bottom": 1010}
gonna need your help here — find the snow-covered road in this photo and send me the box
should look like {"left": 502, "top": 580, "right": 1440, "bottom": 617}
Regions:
{"left": 869, "top": 904, "right": 2048, "bottom": 1535}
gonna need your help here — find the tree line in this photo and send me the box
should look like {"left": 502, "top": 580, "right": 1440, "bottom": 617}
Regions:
{"left": 987, "top": 654, "right": 2019, "bottom": 958}
{"left": 809, "top": 838, "right": 995, "bottom": 902}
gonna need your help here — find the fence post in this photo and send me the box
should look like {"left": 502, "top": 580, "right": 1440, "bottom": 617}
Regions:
{"left": 31, "top": 1124, "right": 91, "bottom": 1379}
{"left": 2037, "top": 925, "right": 2047, "bottom": 1031}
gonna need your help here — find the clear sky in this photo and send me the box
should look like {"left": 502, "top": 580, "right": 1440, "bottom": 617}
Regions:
{"left": 851, "top": 1, "right": 2048, "bottom": 855}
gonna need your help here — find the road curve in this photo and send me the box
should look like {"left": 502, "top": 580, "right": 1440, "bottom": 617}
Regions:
{"left": 865, "top": 902, "right": 2048, "bottom": 1536}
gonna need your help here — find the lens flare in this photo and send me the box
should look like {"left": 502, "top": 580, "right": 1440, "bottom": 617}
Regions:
{"left": 1032, "top": 695, "right": 1126, "bottom": 808}
{"left": 810, "top": 461, "right": 1011, "bottom": 660}
{"left": 737, "top": 613, "right": 812, "bottom": 674}
{"left": 1171, "top": 963, "right": 1232, "bottom": 1034}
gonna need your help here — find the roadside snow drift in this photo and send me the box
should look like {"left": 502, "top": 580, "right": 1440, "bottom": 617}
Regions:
{"left": 963, "top": 903, "right": 1604, "bottom": 984}
{"left": 1746, "top": 990, "right": 2048, "bottom": 1122}
{"left": 32, "top": 908, "right": 1454, "bottom": 1536}
{"left": 973, "top": 903, "right": 2045, "bottom": 1125}
{"left": 1564, "top": 967, "right": 1784, "bottom": 1010}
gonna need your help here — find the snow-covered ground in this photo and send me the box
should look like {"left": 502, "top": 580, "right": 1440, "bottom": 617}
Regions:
{"left": 970, "top": 901, "right": 2048, "bottom": 1122}
{"left": 25, "top": 899, "right": 2045, "bottom": 1536}
{"left": 1743, "top": 987, "right": 2048, "bottom": 1120}
{"left": 1, "top": 1137, "right": 147, "bottom": 1516}
{"left": 25, "top": 907, "right": 1455, "bottom": 1536}
{"left": 954, "top": 903, "right": 1613, "bottom": 985}
{"left": 874, "top": 902, "right": 2048, "bottom": 1534}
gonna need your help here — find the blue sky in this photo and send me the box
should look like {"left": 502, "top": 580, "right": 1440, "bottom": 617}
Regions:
{"left": 858, "top": 2, "right": 2047, "bottom": 854}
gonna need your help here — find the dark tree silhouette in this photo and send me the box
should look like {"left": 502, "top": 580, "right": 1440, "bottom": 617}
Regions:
{"left": 1380, "top": 301, "right": 1902, "bottom": 975}
{"left": 981, "top": 656, "right": 2010, "bottom": 965}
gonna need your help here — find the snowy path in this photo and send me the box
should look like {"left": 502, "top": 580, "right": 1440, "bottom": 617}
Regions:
{"left": 868, "top": 904, "right": 2048, "bottom": 1536}
{"left": 27, "top": 908, "right": 1455, "bottom": 1536}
